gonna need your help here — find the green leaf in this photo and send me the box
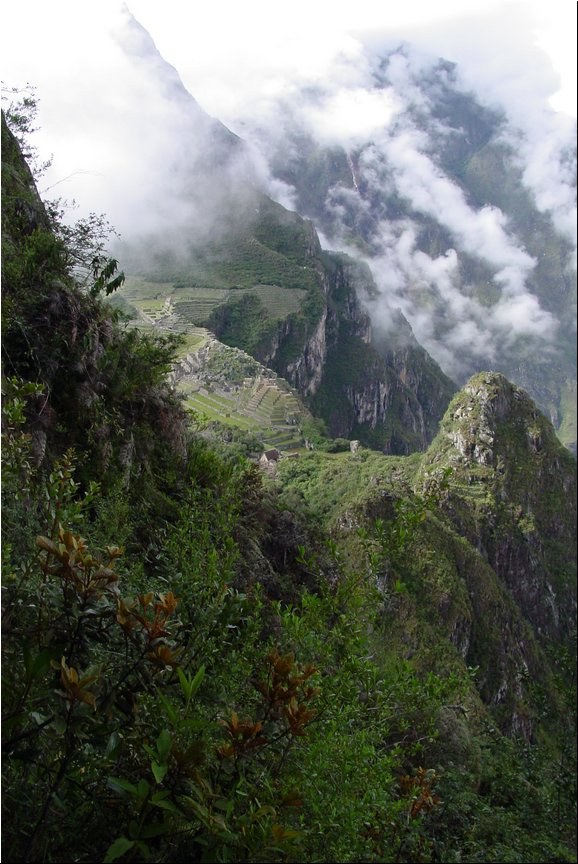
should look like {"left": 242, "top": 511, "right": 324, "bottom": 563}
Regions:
{"left": 178, "top": 664, "right": 205, "bottom": 706}
{"left": 152, "top": 797, "right": 179, "bottom": 813}
{"left": 177, "top": 667, "right": 191, "bottom": 700}
{"left": 103, "top": 836, "right": 134, "bottom": 863}
{"left": 156, "top": 728, "right": 171, "bottom": 761}
{"left": 156, "top": 689, "right": 178, "bottom": 725}
{"left": 137, "top": 778, "right": 151, "bottom": 799}
{"left": 189, "top": 664, "right": 206, "bottom": 697}
{"left": 151, "top": 789, "right": 170, "bottom": 802}
{"left": 182, "top": 795, "right": 210, "bottom": 823}
{"left": 253, "top": 805, "right": 277, "bottom": 819}
{"left": 105, "top": 731, "right": 120, "bottom": 759}
{"left": 107, "top": 776, "right": 137, "bottom": 796}
{"left": 23, "top": 646, "right": 57, "bottom": 680}
{"left": 151, "top": 761, "right": 168, "bottom": 784}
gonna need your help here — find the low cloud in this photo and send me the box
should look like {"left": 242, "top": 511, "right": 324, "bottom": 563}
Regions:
{"left": 228, "top": 28, "right": 571, "bottom": 382}
{"left": 362, "top": 220, "right": 557, "bottom": 381}
{"left": 2, "top": 2, "right": 573, "bottom": 387}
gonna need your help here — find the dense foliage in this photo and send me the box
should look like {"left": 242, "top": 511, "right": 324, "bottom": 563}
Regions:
{"left": 2, "top": 109, "right": 576, "bottom": 863}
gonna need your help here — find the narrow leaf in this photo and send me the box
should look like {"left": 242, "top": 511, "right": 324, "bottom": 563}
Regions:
{"left": 107, "top": 776, "right": 137, "bottom": 796}
{"left": 156, "top": 728, "right": 171, "bottom": 762}
{"left": 188, "top": 664, "right": 206, "bottom": 698}
{"left": 152, "top": 799, "right": 179, "bottom": 813}
{"left": 137, "top": 778, "right": 150, "bottom": 799}
{"left": 156, "top": 689, "right": 178, "bottom": 725}
{"left": 105, "top": 731, "right": 120, "bottom": 759}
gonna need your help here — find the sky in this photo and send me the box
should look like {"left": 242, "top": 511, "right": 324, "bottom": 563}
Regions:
{"left": 1, "top": 0, "right": 576, "bottom": 217}
{"left": 1, "top": 0, "right": 576, "bottom": 382}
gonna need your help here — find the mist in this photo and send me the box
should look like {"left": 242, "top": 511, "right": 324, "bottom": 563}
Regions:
{"left": 211, "top": 15, "right": 575, "bottom": 382}
{"left": 1, "top": 1, "right": 575, "bottom": 387}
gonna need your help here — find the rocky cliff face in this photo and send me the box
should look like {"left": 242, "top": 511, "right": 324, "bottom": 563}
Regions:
{"left": 271, "top": 252, "right": 455, "bottom": 453}
{"left": 276, "top": 368, "right": 575, "bottom": 738}
{"left": 302, "top": 370, "right": 576, "bottom": 737}
{"left": 204, "top": 210, "right": 456, "bottom": 454}
{"left": 106, "top": 12, "right": 457, "bottom": 457}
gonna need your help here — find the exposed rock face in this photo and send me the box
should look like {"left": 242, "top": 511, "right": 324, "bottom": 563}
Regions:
{"left": 354, "top": 475, "right": 557, "bottom": 739}
{"left": 282, "top": 306, "right": 328, "bottom": 397}
{"left": 106, "top": 12, "right": 459, "bottom": 456}
{"left": 265, "top": 252, "right": 455, "bottom": 454}
{"left": 418, "top": 373, "right": 577, "bottom": 644}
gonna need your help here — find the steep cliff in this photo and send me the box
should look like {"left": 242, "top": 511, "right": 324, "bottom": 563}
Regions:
{"left": 206, "top": 222, "right": 455, "bottom": 454}
{"left": 108, "top": 12, "right": 456, "bottom": 455}
{"left": 276, "top": 372, "right": 576, "bottom": 738}
{"left": 306, "top": 253, "right": 455, "bottom": 452}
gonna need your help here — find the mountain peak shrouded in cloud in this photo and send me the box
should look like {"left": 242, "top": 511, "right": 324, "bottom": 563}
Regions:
{"left": 107, "top": 11, "right": 577, "bottom": 444}
{"left": 234, "top": 39, "right": 573, "bottom": 381}
{"left": 103, "top": 6, "right": 276, "bottom": 246}
{"left": 117, "top": 4, "right": 200, "bottom": 106}
{"left": 116, "top": 4, "right": 240, "bottom": 151}
{"left": 1, "top": 3, "right": 574, "bottom": 443}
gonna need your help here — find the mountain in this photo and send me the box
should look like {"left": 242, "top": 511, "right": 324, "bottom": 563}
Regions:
{"left": 418, "top": 372, "right": 577, "bottom": 643}
{"left": 112, "top": 12, "right": 456, "bottom": 455}
{"left": 276, "top": 371, "right": 576, "bottom": 739}
{"left": 234, "top": 47, "right": 577, "bottom": 452}
{"left": 2, "top": 98, "right": 577, "bottom": 863}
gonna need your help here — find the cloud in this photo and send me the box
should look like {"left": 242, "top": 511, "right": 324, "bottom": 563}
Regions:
{"left": 388, "top": 3, "right": 577, "bottom": 261}
{"left": 1, "top": 1, "right": 573, "bottom": 387}
{"left": 300, "top": 87, "right": 399, "bottom": 145}
{"left": 374, "top": 130, "right": 537, "bottom": 286}
{"left": 353, "top": 212, "right": 558, "bottom": 381}
{"left": 223, "top": 28, "right": 570, "bottom": 382}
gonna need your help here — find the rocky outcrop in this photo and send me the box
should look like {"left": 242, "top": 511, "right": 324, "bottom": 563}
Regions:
{"left": 418, "top": 372, "right": 577, "bottom": 643}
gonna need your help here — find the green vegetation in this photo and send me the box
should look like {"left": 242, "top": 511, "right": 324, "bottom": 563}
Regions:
{"left": 207, "top": 293, "right": 278, "bottom": 355}
{"left": 2, "top": 109, "right": 576, "bottom": 864}
{"left": 558, "top": 380, "right": 577, "bottom": 452}
{"left": 125, "top": 198, "right": 320, "bottom": 294}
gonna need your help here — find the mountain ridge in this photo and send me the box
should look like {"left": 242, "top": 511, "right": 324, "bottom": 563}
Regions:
{"left": 235, "top": 44, "right": 576, "bottom": 449}
{"left": 111, "top": 11, "right": 457, "bottom": 454}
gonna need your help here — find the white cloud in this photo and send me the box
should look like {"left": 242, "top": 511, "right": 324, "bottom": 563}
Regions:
{"left": 0, "top": 0, "right": 573, "bottom": 385}
{"left": 361, "top": 218, "right": 557, "bottom": 381}
{"left": 300, "top": 87, "right": 399, "bottom": 145}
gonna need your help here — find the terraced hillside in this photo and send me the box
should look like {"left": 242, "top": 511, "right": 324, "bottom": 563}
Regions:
{"left": 109, "top": 281, "right": 312, "bottom": 452}
{"left": 172, "top": 338, "right": 310, "bottom": 452}
{"left": 118, "top": 276, "right": 307, "bottom": 328}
